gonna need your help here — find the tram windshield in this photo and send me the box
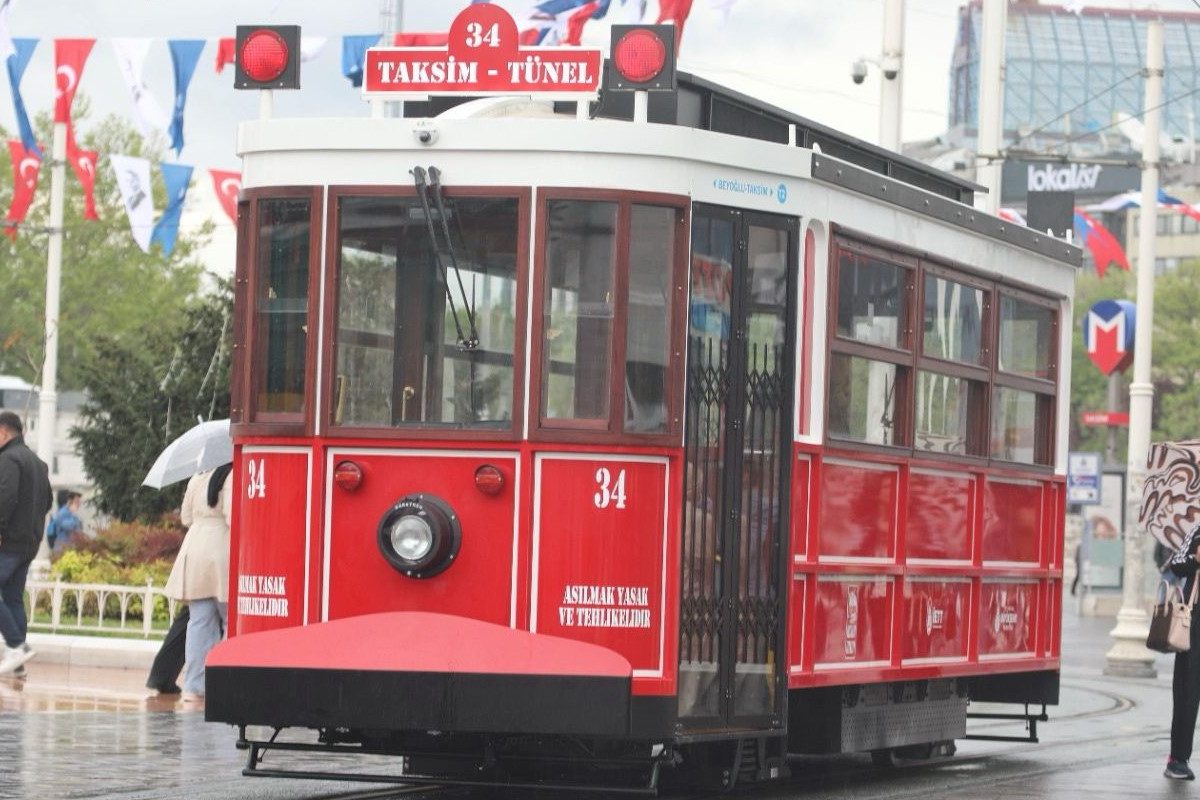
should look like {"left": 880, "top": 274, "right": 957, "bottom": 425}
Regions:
{"left": 332, "top": 194, "right": 520, "bottom": 428}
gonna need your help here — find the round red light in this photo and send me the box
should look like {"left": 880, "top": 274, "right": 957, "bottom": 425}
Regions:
{"left": 334, "top": 460, "right": 364, "bottom": 492}
{"left": 474, "top": 464, "right": 505, "bottom": 496}
{"left": 613, "top": 29, "right": 667, "bottom": 84}
{"left": 240, "top": 30, "right": 289, "bottom": 83}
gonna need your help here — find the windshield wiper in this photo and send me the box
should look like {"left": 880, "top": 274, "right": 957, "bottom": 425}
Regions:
{"left": 411, "top": 166, "right": 479, "bottom": 350}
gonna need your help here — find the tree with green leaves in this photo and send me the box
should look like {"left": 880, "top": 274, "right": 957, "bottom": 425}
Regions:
{"left": 72, "top": 280, "right": 232, "bottom": 521}
{"left": 0, "top": 102, "right": 211, "bottom": 390}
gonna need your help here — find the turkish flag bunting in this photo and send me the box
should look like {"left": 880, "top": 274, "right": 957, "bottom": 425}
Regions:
{"left": 5, "top": 140, "right": 41, "bottom": 240}
{"left": 657, "top": 0, "right": 694, "bottom": 47}
{"left": 215, "top": 37, "right": 235, "bottom": 73}
{"left": 209, "top": 168, "right": 241, "bottom": 224}
{"left": 66, "top": 136, "right": 99, "bottom": 221}
{"left": 54, "top": 38, "right": 95, "bottom": 125}
{"left": 565, "top": 2, "right": 602, "bottom": 45}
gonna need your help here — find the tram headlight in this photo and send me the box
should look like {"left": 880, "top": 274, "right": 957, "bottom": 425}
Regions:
{"left": 390, "top": 516, "right": 434, "bottom": 561}
{"left": 377, "top": 494, "right": 461, "bottom": 579}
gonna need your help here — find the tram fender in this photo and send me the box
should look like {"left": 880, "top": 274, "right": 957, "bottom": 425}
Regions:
{"left": 204, "top": 612, "right": 634, "bottom": 736}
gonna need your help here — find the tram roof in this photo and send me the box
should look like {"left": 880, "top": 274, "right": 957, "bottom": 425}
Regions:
{"left": 400, "top": 70, "right": 984, "bottom": 208}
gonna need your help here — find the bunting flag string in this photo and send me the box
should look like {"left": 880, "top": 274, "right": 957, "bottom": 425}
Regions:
{"left": 54, "top": 38, "right": 94, "bottom": 137}
{"left": 0, "top": 0, "right": 16, "bottom": 62}
{"left": 209, "top": 169, "right": 241, "bottom": 225}
{"left": 150, "top": 161, "right": 193, "bottom": 256}
{"left": 341, "top": 34, "right": 380, "bottom": 88}
{"left": 109, "top": 153, "right": 154, "bottom": 253}
{"left": 4, "top": 138, "right": 39, "bottom": 239}
{"left": 167, "top": 39, "right": 204, "bottom": 156}
{"left": 112, "top": 38, "right": 170, "bottom": 138}
{"left": 6, "top": 37, "right": 37, "bottom": 155}
{"left": 1073, "top": 208, "right": 1129, "bottom": 278}
{"left": 66, "top": 138, "right": 98, "bottom": 221}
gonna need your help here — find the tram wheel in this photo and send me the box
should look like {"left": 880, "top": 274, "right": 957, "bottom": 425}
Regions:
{"left": 870, "top": 749, "right": 897, "bottom": 768}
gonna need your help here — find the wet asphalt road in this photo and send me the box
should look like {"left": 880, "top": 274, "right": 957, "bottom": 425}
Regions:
{"left": 0, "top": 611, "right": 1190, "bottom": 800}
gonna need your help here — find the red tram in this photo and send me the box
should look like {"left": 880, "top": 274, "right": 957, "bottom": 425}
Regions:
{"left": 208, "top": 14, "right": 1079, "bottom": 793}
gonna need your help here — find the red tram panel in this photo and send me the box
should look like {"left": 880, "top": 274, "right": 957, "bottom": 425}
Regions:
{"left": 231, "top": 447, "right": 311, "bottom": 635}
{"left": 532, "top": 455, "right": 675, "bottom": 691}
{"left": 324, "top": 449, "right": 520, "bottom": 626}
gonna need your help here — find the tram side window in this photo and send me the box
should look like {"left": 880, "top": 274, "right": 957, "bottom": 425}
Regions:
{"left": 542, "top": 200, "right": 617, "bottom": 421}
{"left": 827, "top": 236, "right": 1058, "bottom": 466}
{"left": 332, "top": 195, "right": 520, "bottom": 429}
{"left": 254, "top": 198, "right": 312, "bottom": 417}
{"left": 993, "top": 293, "right": 1056, "bottom": 465}
{"left": 625, "top": 205, "right": 675, "bottom": 433}
{"left": 828, "top": 249, "right": 912, "bottom": 448}
{"left": 540, "top": 198, "right": 681, "bottom": 436}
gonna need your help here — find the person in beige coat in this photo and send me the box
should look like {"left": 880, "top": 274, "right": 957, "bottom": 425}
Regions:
{"left": 164, "top": 463, "right": 232, "bottom": 702}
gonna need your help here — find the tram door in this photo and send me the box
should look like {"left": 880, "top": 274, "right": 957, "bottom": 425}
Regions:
{"left": 679, "top": 204, "right": 795, "bottom": 730}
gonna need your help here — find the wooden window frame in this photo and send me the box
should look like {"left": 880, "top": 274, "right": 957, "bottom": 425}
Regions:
{"left": 825, "top": 230, "right": 1060, "bottom": 471}
{"left": 530, "top": 188, "right": 690, "bottom": 446}
{"left": 234, "top": 186, "right": 324, "bottom": 438}
{"left": 321, "top": 185, "right": 531, "bottom": 442}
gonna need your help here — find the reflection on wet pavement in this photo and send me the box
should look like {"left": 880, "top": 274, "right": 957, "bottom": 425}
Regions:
{"left": 0, "top": 663, "right": 198, "bottom": 714}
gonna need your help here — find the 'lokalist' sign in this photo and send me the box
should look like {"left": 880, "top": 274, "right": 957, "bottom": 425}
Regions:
{"left": 363, "top": 3, "right": 602, "bottom": 98}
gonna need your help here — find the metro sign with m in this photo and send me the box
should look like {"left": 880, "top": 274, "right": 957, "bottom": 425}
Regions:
{"left": 1082, "top": 299, "right": 1135, "bottom": 375}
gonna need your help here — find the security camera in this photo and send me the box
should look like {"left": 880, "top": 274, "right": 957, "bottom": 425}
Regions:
{"left": 883, "top": 67, "right": 898, "bottom": 80}
{"left": 413, "top": 125, "right": 438, "bottom": 146}
{"left": 851, "top": 59, "right": 868, "bottom": 85}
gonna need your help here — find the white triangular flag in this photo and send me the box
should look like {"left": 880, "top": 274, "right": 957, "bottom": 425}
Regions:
{"left": 110, "top": 154, "right": 155, "bottom": 253}
{"left": 710, "top": 0, "right": 739, "bottom": 22}
{"left": 300, "top": 36, "right": 328, "bottom": 62}
{"left": 111, "top": 38, "right": 170, "bottom": 138}
{"left": 0, "top": 0, "right": 17, "bottom": 62}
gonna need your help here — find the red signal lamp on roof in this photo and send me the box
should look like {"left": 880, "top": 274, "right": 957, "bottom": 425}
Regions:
{"left": 607, "top": 24, "right": 676, "bottom": 92}
{"left": 234, "top": 25, "right": 301, "bottom": 90}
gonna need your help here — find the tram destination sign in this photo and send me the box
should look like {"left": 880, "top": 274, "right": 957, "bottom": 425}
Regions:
{"left": 363, "top": 4, "right": 602, "bottom": 99}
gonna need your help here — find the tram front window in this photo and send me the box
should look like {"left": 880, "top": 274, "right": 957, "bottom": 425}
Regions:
{"left": 254, "top": 198, "right": 312, "bottom": 416}
{"left": 332, "top": 194, "right": 520, "bottom": 429}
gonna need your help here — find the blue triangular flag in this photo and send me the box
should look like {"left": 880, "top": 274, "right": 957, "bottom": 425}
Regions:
{"left": 341, "top": 34, "right": 381, "bottom": 88}
{"left": 150, "top": 162, "right": 194, "bottom": 257}
{"left": 167, "top": 40, "right": 205, "bottom": 156}
{"left": 6, "top": 39, "right": 39, "bottom": 157}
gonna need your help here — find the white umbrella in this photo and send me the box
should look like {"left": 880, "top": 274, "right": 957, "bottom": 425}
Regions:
{"left": 143, "top": 419, "right": 232, "bottom": 489}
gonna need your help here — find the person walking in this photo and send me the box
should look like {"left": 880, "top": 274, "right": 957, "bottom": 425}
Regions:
{"left": 46, "top": 490, "right": 83, "bottom": 555}
{"left": 1166, "top": 526, "right": 1200, "bottom": 779}
{"left": 0, "top": 411, "right": 52, "bottom": 675}
{"left": 163, "top": 463, "right": 232, "bottom": 704}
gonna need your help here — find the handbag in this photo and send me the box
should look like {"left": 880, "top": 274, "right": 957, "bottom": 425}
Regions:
{"left": 1147, "top": 577, "right": 1200, "bottom": 654}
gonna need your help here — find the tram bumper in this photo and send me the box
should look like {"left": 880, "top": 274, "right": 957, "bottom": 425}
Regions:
{"left": 205, "top": 612, "right": 633, "bottom": 736}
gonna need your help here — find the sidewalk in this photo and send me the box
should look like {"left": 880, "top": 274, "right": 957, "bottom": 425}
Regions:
{"left": 25, "top": 631, "right": 158, "bottom": 671}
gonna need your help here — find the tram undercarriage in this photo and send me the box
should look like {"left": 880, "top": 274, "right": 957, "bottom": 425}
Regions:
{"left": 210, "top": 612, "right": 1056, "bottom": 793}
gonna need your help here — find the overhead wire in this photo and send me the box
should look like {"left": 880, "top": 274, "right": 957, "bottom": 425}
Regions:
{"left": 1009, "top": 70, "right": 1143, "bottom": 147}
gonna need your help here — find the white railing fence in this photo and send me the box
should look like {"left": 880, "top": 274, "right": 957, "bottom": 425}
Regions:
{"left": 24, "top": 579, "right": 178, "bottom": 639}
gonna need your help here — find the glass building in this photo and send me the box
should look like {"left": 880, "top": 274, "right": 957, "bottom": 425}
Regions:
{"left": 949, "top": 2, "right": 1200, "bottom": 151}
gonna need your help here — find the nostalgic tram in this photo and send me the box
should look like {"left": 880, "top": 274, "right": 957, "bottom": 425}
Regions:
{"left": 208, "top": 9, "right": 1079, "bottom": 793}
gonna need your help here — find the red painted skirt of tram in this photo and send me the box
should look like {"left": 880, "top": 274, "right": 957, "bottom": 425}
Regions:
{"left": 785, "top": 443, "right": 1064, "bottom": 689}
{"left": 209, "top": 436, "right": 1061, "bottom": 736}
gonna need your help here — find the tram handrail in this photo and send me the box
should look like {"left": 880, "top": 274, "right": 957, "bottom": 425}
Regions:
{"left": 23, "top": 578, "right": 179, "bottom": 639}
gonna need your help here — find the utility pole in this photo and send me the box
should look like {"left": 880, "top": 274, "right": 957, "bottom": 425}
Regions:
{"left": 878, "top": 0, "right": 904, "bottom": 152}
{"left": 975, "top": 0, "right": 1007, "bottom": 214}
{"left": 32, "top": 120, "right": 67, "bottom": 573}
{"left": 380, "top": 0, "right": 404, "bottom": 118}
{"left": 1104, "top": 18, "right": 1162, "bottom": 679}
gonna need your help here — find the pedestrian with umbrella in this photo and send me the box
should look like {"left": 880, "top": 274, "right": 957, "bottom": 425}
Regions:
{"left": 1142, "top": 440, "right": 1200, "bottom": 780}
{"left": 143, "top": 419, "right": 233, "bottom": 705}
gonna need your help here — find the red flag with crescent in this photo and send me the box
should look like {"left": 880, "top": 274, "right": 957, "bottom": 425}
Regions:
{"left": 215, "top": 37, "right": 236, "bottom": 73}
{"left": 66, "top": 137, "right": 99, "bottom": 221}
{"left": 209, "top": 168, "right": 241, "bottom": 224}
{"left": 54, "top": 39, "right": 95, "bottom": 125}
{"left": 5, "top": 140, "right": 41, "bottom": 240}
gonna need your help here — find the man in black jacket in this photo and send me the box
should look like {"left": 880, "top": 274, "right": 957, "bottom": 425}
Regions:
{"left": 0, "top": 411, "right": 51, "bottom": 675}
